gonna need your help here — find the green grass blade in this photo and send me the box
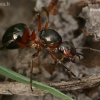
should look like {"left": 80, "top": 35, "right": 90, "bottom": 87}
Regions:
{"left": 0, "top": 65, "right": 73, "bottom": 100}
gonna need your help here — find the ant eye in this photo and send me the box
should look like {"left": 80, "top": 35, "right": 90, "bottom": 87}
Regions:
{"left": 59, "top": 46, "right": 64, "bottom": 52}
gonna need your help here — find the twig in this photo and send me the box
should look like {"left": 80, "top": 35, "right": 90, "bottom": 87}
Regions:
{"left": 0, "top": 73, "right": 100, "bottom": 96}
{"left": 0, "top": 82, "right": 47, "bottom": 96}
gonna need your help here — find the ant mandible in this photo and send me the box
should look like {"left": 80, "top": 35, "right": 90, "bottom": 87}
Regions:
{"left": 1, "top": 13, "right": 100, "bottom": 91}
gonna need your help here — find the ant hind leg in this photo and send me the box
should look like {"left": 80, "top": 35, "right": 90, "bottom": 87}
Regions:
{"left": 30, "top": 48, "right": 41, "bottom": 91}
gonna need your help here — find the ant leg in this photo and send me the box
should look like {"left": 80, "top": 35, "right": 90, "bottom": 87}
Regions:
{"left": 21, "top": 27, "right": 30, "bottom": 43}
{"left": 60, "top": 62, "right": 80, "bottom": 80}
{"left": 44, "top": 12, "right": 49, "bottom": 30}
{"left": 49, "top": 51, "right": 79, "bottom": 79}
{"left": 49, "top": 50, "right": 58, "bottom": 61}
{"left": 15, "top": 27, "right": 30, "bottom": 48}
{"left": 0, "top": 40, "right": 14, "bottom": 50}
{"left": 30, "top": 48, "right": 41, "bottom": 91}
{"left": 43, "top": 6, "right": 50, "bottom": 30}
{"left": 37, "top": 14, "right": 42, "bottom": 32}
{"left": 42, "top": 0, "right": 58, "bottom": 15}
{"left": 59, "top": 62, "right": 78, "bottom": 78}
{"left": 15, "top": 40, "right": 28, "bottom": 48}
{"left": 29, "top": 30, "right": 37, "bottom": 41}
{"left": 44, "top": 21, "right": 49, "bottom": 30}
{"left": 30, "top": 58, "right": 34, "bottom": 91}
{"left": 32, "top": 48, "right": 41, "bottom": 58}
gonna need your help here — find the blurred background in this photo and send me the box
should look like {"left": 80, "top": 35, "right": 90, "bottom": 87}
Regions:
{"left": 0, "top": 0, "right": 100, "bottom": 100}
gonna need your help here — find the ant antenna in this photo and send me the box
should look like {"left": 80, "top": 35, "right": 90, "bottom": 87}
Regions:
{"left": 76, "top": 47, "right": 100, "bottom": 52}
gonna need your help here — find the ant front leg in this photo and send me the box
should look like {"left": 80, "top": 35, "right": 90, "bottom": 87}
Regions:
{"left": 30, "top": 47, "right": 41, "bottom": 91}
{"left": 50, "top": 50, "right": 79, "bottom": 79}
{"left": 37, "top": 14, "right": 42, "bottom": 32}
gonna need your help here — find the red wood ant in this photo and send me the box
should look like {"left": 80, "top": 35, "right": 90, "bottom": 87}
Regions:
{"left": 1, "top": 13, "right": 100, "bottom": 91}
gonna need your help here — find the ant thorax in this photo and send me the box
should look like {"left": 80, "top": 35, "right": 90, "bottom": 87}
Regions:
{"left": 29, "top": 41, "right": 38, "bottom": 48}
{"left": 79, "top": 3, "right": 100, "bottom": 41}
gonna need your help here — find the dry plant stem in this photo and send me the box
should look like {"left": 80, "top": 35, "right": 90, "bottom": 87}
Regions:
{"left": 0, "top": 73, "right": 100, "bottom": 96}
{"left": 0, "top": 82, "right": 47, "bottom": 96}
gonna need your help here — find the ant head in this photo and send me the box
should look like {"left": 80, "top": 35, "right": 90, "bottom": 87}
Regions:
{"left": 58, "top": 41, "right": 84, "bottom": 62}
{"left": 58, "top": 41, "right": 74, "bottom": 57}
{"left": 58, "top": 44, "right": 71, "bottom": 57}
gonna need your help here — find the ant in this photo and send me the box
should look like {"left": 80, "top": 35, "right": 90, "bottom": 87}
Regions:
{"left": 1, "top": 13, "right": 100, "bottom": 91}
